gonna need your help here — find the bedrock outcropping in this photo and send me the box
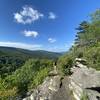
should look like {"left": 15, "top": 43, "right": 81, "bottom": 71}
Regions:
{"left": 69, "top": 58, "right": 100, "bottom": 100}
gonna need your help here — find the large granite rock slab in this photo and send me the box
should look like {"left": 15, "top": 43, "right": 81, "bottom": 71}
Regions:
{"left": 23, "top": 75, "right": 61, "bottom": 100}
{"left": 69, "top": 58, "right": 100, "bottom": 100}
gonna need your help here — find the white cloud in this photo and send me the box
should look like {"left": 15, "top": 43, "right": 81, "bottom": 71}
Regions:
{"left": 14, "top": 6, "right": 44, "bottom": 24}
{"left": 0, "top": 41, "right": 42, "bottom": 50}
{"left": 48, "top": 38, "right": 56, "bottom": 43}
{"left": 48, "top": 12, "right": 57, "bottom": 19}
{"left": 23, "top": 30, "right": 38, "bottom": 37}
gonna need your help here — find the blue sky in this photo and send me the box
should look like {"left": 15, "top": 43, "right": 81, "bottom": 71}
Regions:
{"left": 0, "top": 0, "right": 100, "bottom": 52}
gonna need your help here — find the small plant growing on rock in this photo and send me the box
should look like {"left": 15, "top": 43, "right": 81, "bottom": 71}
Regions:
{"left": 81, "top": 92, "right": 89, "bottom": 100}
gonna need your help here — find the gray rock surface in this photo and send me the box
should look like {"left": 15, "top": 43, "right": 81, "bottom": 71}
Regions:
{"left": 51, "top": 76, "right": 74, "bottom": 100}
{"left": 23, "top": 73, "right": 74, "bottom": 100}
{"left": 69, "top": 58, "right": 100, "bottom": 100}
{"left": 23, "top": 75, "right": 61, "bottom": 100}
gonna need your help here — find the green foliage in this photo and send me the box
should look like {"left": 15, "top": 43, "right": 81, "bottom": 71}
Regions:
{"left": 0, "top": 58, "right": 53, "bottom": 98}
{"left": 81, "top": 92, "right": 89, "bottom": 100}
{"left": 30, "top": 67, "right": 49, "bottom": 88}
{"left": 91, "top": 9, "right": 100, "bottom": 22}
{"left": 0, "top": 87, "right": 17, "bottom": 99}
{"left": 57, "top": 54, "right": 73, "bottom": 75}
{"left": 72, "top": 9, "right": 100, "bottom": 70}
{"left": 14, "top": 59, "right": 53, "bottom": 97}
{"left": 83, "top": 46, "right": 100, "bottom": 70}
{"left": 0, "top": 56, "right": 25, "bottom": 78}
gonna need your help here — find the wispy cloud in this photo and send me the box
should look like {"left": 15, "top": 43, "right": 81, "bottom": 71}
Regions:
{"left": 14, "top": 6, "right": 44, "bottom": 24}
{"left": 23, "top": 30, "right": 38, "bottom": 37}
{"left": 0, "top": 41, "right": 42, "bottom": 50}
{"left": 48, "top": 38, "right": 56, "bottom": 43}
{"left": 48, "top": 12, "right": 57, "bottom": 19}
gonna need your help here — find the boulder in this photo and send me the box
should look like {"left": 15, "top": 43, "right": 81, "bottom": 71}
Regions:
{"left": 48, "top": 66, "right": 58, "bottom": 76}
{"left": 75, "top": 58, "right": 87, "bottom": 66}
{"left": 75, "top": 58, "right": 87, "bottom": 64}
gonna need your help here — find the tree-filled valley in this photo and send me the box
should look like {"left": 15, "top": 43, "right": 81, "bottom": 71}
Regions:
{"left": 0, "top": 47, "right": 62, "bottom": 99}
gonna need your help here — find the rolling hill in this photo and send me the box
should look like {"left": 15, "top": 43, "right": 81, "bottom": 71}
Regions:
{"left": 0, "top": 46, "right": 62, "bottom": 60}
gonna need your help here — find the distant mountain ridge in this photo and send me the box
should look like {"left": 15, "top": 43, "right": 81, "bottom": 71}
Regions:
{"left": 0, "top": 46, "right": 62, "bottom": 59}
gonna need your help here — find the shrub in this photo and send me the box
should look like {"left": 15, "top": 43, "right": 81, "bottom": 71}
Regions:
{"left": 57, "top": 54, "right": 73, "bottom": 75}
